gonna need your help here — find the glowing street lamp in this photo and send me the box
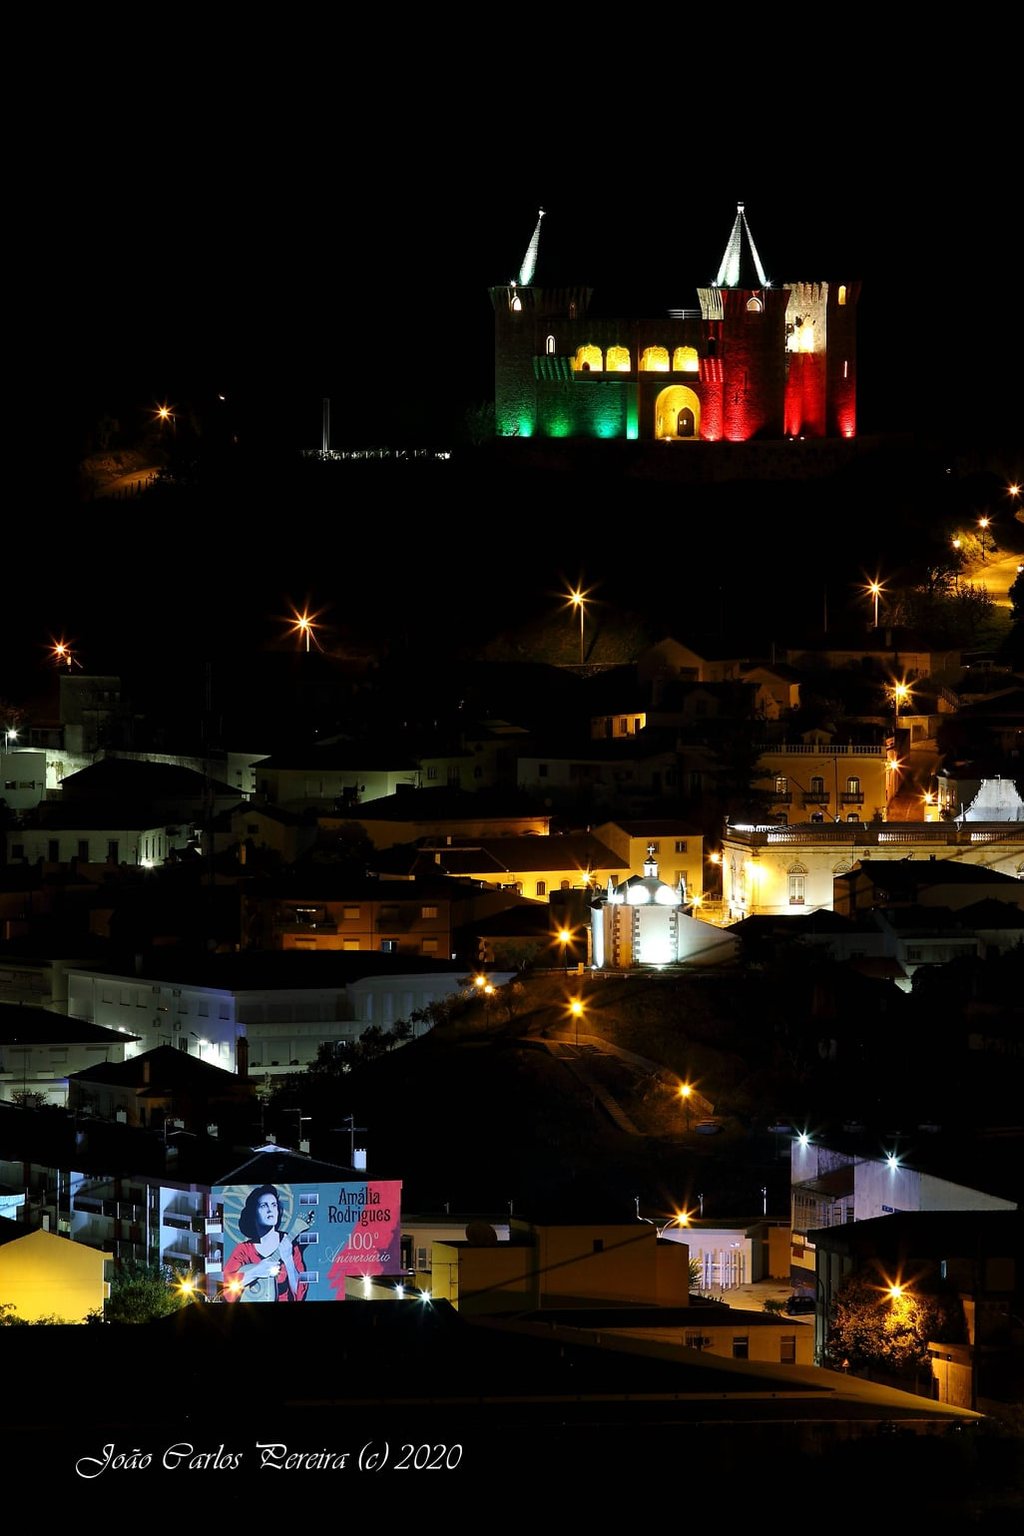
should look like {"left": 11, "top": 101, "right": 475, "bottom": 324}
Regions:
{"left": 978, "top": 516, "right": 991, "bottom": 563}
{"left": 680, "top": 1082, "right": 693, "bottom": 1132}
{"left": 866, "top": 579, "right": 883, "bottom": 629}
{"left": 2, "top": 726, "right": 17, "bottom": 753}
{"left": 50, "top": 638, "right": 79, "bottom": 669}
{"left": 569, "top": 997, "right": 584, "bottom": 1047}
{"left": 557, "top": 926, "right": 572, "bottom": 972}
{"left": 285, "top": 604, "right": 323, "bottom": 653}
{"left": 566, "top": 585, "right": 588, "bottom": 664}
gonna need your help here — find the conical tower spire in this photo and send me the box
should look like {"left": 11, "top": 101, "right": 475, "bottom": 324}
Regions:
{"left": 715, "top": 201, "right": 769, "bottom": 288}
{"left": 517, "top": 207, "right": 545, "bottom": 286}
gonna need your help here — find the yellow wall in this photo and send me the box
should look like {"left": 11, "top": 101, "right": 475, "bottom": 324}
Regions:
{"left": 432, "top": 1226, "right": 690, "bottom": 1313}
{"left": 0, "top": 1228, "right": 109, "bottom": 1321}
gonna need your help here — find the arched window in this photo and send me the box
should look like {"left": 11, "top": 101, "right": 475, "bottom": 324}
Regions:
{"left": 640, "top": 346, "right": 670, "bottom": 372}
{"left": 745, "top": 296, "right": 763, "bottom": 313}
{"left": 573, "top": 344, "right": 603, "bottom": 373}
{"left": 838, "top": 285, "right": 847, "bottom": 306}
{"left": 536, "top": 880, "right": 546, "bottom": 896}
{"left": 545, "top": 335, "right": 556, "bottom": 355}
{"left": 673, "top": 346, "right": 699, "bottom": 373}
{"left": 606, "top": 344, "right": 631, "bottom": 372}
{"left": 511, "top": 294, "right": 522, "bottom": 312}
{"left": 810, "top": 776, "right": 824, "bottom": 794}
{"left": 846, "top": 775, "right": 861, "bottom": 795}
{"left": 774, "top": 775, "right": 787, "bottom": 795}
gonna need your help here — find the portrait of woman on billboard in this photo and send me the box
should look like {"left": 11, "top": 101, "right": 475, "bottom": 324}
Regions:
{"left": 223, "top": 1184, "right": 310, "bottom": 1302}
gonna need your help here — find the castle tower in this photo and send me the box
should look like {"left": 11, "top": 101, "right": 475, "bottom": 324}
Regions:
{"left": 699, "top": 203, "right": 788, "bottom": 440}
{"left": 489, "top": 208, "right": 592, "bottom": 438}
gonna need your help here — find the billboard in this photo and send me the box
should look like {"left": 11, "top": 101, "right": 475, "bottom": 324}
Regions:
{"left": 210, "top": 1180, "right": 402, "bottom": 1302}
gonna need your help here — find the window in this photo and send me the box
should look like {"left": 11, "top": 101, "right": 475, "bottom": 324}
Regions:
{"left": 846, "top": 776, "right": 861, "bottom": 795}
{"left": 421, "top": 906, "right": 438, "bottom": 919}
{"left": 446, "top": 766, "right": 459, "bottom": 784}
{"left": 426, "top": 767, "right": 438, "bottom": 781}
{"left": 536, "top": 880, "right": 546, "bottom": 896}
{"left": 788, "top": 874, "right": 805, "bottom": 906}
{"left": 247, "top": 823, "right": 259, "bottom": 834}
{"left": 842, "top": 359, "right": 849, "bottom": 379}
{"left": 381, "top": 940, "right": 398, "bottom": 953}
{"left": 606, "top": 344, "right": 630, "bottom": 372}
{"left": 732, "top": 1336, "right": 749, "bottom": 1359}
{"left": 810, "top": 776, "right": 824, "bottom": 794}
{"left": 107, "top": 840, "right": 119, "bottom": 863}
{"left": 847, "top": 813, "right": 860, "bottom": 823}
{"left": 198, "top": 1002, "right": 209, "bottom": 1018}
{"left": 775, "top": 776, "right": 787, "bottom": 795}
{"left": 592, "top": 1238, "right": 604, "bottom": 1253}
{"left": 639, "top": 345, "right": 670, "bottom": 372}
{"left": 343, "top": 940, "right": 360, "bottom": 951}
{"left": 77, "top": 840, "right": 89, "bottom": 862}
{"left": 745, "top": 296, "right": 763, "bottom": 313}
{"left": 11, "top": 843, "right": 23, "bottom": 859}
{"left": 343, "top": 907, "right": 360, "bottom": 920}
{"left": 684, "top": 1332, "right": 705, "bottom": 1351}
{"left": 422, "top": 939, "right": 438, "bottom": 953}
{"left": 538, "top": 764, "right": 548, "bottom": 778}
{"left": 545, "top": 334, "right": 555, "bottom": 354}
{"left": 674, "top": 841, "right": 688, "bottom": 854}
{"left": 48, "top": 839, "right": 60, "bottom": 862}
{"left": 838, "top": 284, "right": 847, "bottom": 306}
{"left": 648, "top": 842, "right": 660, "bottom": 854}
{"left": 673, "top": 345, "right": 698, "bottom": 373}
{"left": 780, "top": 1336, "right": 796, "bottom": 1364}
{"left": 572, "top": 344, "right": 603, "bottom": 373}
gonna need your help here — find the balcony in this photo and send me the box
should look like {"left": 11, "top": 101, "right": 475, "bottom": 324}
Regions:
{"left": 841, "top": 793, "right": 864, "bottom": 805}
{"left": 801, "top": 793, "right": 830, "bottom": 806}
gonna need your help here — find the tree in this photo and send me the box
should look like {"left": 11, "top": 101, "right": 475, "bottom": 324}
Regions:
{"left": 828, "top": 1272, "right": 963, "bottom": 1375}
{"left": 1009, "top": 567, "right": 1024, "bottom": 622}
{"left": 106, "top": 1261, "right": 188, "bottom": 1324}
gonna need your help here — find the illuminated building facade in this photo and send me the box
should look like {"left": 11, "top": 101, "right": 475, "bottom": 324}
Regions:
{"left": 491, "top": 203, "right": 859, "bottom": 443}
{"left": 591, "top": 846, "right": 740, "bottom": 968}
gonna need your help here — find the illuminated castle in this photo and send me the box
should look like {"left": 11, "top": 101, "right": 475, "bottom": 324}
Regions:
{"left": 490, "top": 204, "right": 859, "bottom": 443}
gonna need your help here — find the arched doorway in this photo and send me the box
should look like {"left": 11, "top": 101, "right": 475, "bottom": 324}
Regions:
{"left": 654, "top": 385, "right": 701, "bottom": 441}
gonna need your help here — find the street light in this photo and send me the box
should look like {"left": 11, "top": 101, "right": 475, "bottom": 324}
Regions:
{"left": 865, "top": 579, "right": 883, "bottom": 629}
{"left": 285, "top": 604, "right": 324, "bottom": 653}
{"left": 680, "top": 1082, "right": 693, "bottom": 1132}
{"left": 890, "top": 680, "right": 911, "bottom": 736}
{"left": 2, "top": 726, "right": 17, "bottom": 753}
{"left": 566, "top": 585, "right": 588, "bottom": 664}
{"left": 978, "top": 516, "right": 991, "bottom": 563}
{"left": 569, "top": 997, "right": 584, "bottom": 1047}
{"left": 557, "top": 926, "right": 572, "bottom": 972}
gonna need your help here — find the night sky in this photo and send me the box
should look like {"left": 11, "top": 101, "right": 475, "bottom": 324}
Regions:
{"left": 11, "top": 41, "right": 1021, "bottom": 709}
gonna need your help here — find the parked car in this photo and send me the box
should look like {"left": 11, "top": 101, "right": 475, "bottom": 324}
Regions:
{"left": 785, "top": 1294, "right": 816, "bottom": 1315}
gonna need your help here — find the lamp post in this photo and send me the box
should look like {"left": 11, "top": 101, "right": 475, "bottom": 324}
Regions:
{"left": 867, "top": 580, "right": 882, "bottom": 629}
{"left": 891, "top": 680, "right": 911, "bottom": 737}
{"left": 557, "top": 926, "right": 572, "bottom": 972}
{"left": 569, "top": 997, "right": 584, "bottom": 1047}
{"left": 680, "top": 1082, "right": 693, "bottom": 1132}
{"left": 568, "top": 586, "right": 587, "bottom": 664}
{"left": 977, "top": 516, "right": 990, "bottom": 563}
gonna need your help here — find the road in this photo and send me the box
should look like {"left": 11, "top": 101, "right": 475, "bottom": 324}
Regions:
{"left": 962, "top": 543, "right": 1023, "bottom": 608}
